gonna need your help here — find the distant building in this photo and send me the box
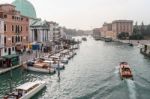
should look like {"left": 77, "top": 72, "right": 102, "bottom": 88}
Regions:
{"left": 48, "top": 21, "right": 63, "bottom": 42}
{"left": 93, "top": 28, "right": 101, "bottom": 40}
{"left": 0, "top": 4, "right": 29, "bottom": 56}
{"left": 100, "top": 20, "right": 133, "bottom": 39}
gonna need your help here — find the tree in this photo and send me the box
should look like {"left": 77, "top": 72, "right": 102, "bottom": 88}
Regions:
{"left": 140, "top": 21, "right": 146, "bottom": 35}
{"left": 117, "top": 32, "right": 129, "bottom": 40}
{"left": 133, "top": 21, "right": 140, "bottom": 35}
{"left": 129, "top": 34, "right": 144, "bottom": 40}
{"left": 145, "top": 24, "right": 150, "bottom": 35}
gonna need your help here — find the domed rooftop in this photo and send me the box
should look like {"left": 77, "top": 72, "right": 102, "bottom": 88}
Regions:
{"left": 12, "top": 0, "right": 37, "bottom": 18}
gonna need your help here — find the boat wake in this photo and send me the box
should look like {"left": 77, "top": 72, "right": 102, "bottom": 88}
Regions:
{"left": 114, "top": 66, "right": 119, "bottom": 74}
{"left": 126, "top": 79, "right": 137, "bottom": 99}
{"left": 113, "top": 66, "right": 120, "bottom": 79}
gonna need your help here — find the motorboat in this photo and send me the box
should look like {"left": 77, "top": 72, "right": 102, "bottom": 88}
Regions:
{"left": 3, "top": 81, "right": 46, "bottom": 99}
{"left": 26, "top": 60, "right": 55, "bottom": 74}
{"left": 128, "top": 43, "right": 133, "bottom": 46}
{"left": 35, "top": 57, "right": 65, "bottom": 70}
{"left": 82, "top": 37, "right": 87, "bottom": 41}
{"left": 60, "top": 57, "right": 68, "bottom": 64}
{"left": 119, "top": 62, "right": 133, "bottom": 80}
{"left": 104, "top": 38, "right": 112, "bottom": 42}
{"left": 68, "top": 50, "right": 76, "bottom": 58}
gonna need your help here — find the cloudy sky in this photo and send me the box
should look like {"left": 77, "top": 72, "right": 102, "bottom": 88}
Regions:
{"left": 0, "top": 0, "right": 150, "bottom": 30}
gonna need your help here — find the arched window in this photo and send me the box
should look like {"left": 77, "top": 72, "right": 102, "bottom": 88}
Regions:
{"left": 15, "top": 36, "right": 17, "bottom": 42}
{"left": 4, "top": 36, "right": 6, "bottom": 44}
{"left": 12, "top": 36, "right": 14, "bottom": 43}
{"left": 18, "top": 36, "right": 20, "bottom": 42}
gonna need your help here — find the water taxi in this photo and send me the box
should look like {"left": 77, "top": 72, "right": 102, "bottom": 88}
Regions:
{"left": 119, "top": 62, "right": 133, "bottom": 80}
{"left": 35, "top": 57, "right": 65, "bottom": 69}
{"left": 26, "top": 60, "right": 55, "bottom": 74}
{"left": 3, "top": 81, "right": 46, "bottom": 99}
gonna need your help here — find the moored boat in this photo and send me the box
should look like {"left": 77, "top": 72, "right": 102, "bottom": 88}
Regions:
{"left": 60, "top": 57, "right": 68, "bottom": 64}
{"left": 35, "top": 57, "right": 65, "bottom": 69}
{"left": 104, "top": 38, "right": 112, "bottom": 42}
{"left": 119, "top": 62, "right": 133, "bottom": 80}
{"left": 26, "top": 61, "right": 55, "bottom": 74}
{"left": 3, "top": 81, "right": 46, "bottom": 99}
{"left": 82, "top": 37, "right": 87, "bottom": 41}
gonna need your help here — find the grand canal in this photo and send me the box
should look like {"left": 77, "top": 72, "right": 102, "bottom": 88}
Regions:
{"left": 0, "top": 36, "right": 150, "bottom": 99}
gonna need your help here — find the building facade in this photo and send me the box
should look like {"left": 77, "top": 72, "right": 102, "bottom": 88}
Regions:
{"left": 0, "top": 4, "right": 29, "bottom": 56}
{"left": 29, "top": 19, "right": 49, "bottom": 44}
{"left": 48, "top": 22, "right": 63, "bottom": 42}
{"left": 12, "top": 0, "right": 66, "bottom": 53}
{"left": 100, "top": 20, "right": 133, "bottom": 39}
{"left": 0, "top": 18, "right": 4, "bottom": 56}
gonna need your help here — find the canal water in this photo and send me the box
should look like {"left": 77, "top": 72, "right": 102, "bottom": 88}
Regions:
{"left": 0, "top": 36, "right": 150, "bottom": 99}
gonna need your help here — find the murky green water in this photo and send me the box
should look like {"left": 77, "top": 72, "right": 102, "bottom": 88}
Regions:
{"left": 0, "top": 37, "right": 150, "bottom": 99}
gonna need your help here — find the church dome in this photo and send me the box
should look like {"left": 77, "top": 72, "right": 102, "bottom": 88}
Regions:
{"left": 12, "top": 0, "right": 37, "bottom": 18}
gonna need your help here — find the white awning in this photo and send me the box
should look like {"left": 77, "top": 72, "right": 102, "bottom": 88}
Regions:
{"left": 16, "top": 82, "right": 39, "bottom": 91}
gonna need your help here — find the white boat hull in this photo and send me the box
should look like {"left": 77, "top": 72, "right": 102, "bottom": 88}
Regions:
{"left": 61, "top": 58, "right": 68, "bottom": 64}
{"left": 42, "top": 60, "right": 65, "bottom": 69}
{"left": 27, "top": 66, "right": 55, "bottom": 74}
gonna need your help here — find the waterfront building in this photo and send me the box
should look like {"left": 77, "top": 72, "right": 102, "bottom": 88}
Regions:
{"left": 12, "top": 0, "right": 37, "bottom": 19}
{"left": 60, "top": 27, "right": 67, "bottom": 40}
{"left": 12, "top": 0, "right": 38, "bottom": 46}
{"left": 30, "top": 19, "right": 49, "bottom": 44}
{"left": 0, "top": 4, "right": 29, "bottom": 56}
{"left": 53, "top": 24, "right": 61, "bottom": 42}
{"left": 47, "top": 21, "right": 67, "bottom": 52}
{"left": 100, "top": 20, "right": 133, "bottom": 39}
{"left": 47, "top": 21, "right": 55, "bottom": 43}
{"left": 12, "top": 0, "right": 65, "bottom": 49}
{"left": 48, "top": 21, "right": 67, "bottom": 42}
{"left": 0, "top": 18, "right": 4, "bottom": 57}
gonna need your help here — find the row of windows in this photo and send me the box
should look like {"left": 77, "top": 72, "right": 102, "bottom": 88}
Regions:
{"left": 3, "top": 14, "right": 28, "bottom": 22}
{"left": 118, "top": 25, "right": 131, "bottom": 31}
{"left": 12, "top": 36, "right": 23, "bottom": 43}
{"left": 4, "top": 24, "right": 28, "bottom": 32}
{"left": 4, "top": 36, "right": 28, "bottom": 44}
{"left": 4, "top": 47, "right": 15, "bottom": 53}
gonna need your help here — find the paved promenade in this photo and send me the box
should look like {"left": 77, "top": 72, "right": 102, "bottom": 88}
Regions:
{"left": 116, "top": 40, "right": 150, "bottom": 46}
{"left": 0, "top": 51, "right": 48, "bottom": 75}
{"left": 0, "top": 49, "right": 64, "bottom": 75}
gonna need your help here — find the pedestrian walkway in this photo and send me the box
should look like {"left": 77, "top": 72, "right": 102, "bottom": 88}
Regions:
{"left": 115, "top": 40, "right": 150, "bottom": 46}
{"left": 0, "top": 49, "right": 65, "bottom": 75}
{"left": 0, "top": 65, "right": 20, "bottom": 75}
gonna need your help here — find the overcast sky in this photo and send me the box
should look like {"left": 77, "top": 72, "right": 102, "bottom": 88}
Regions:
{"left": 0, "top": 0, "right": 150, "bottom": 30}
